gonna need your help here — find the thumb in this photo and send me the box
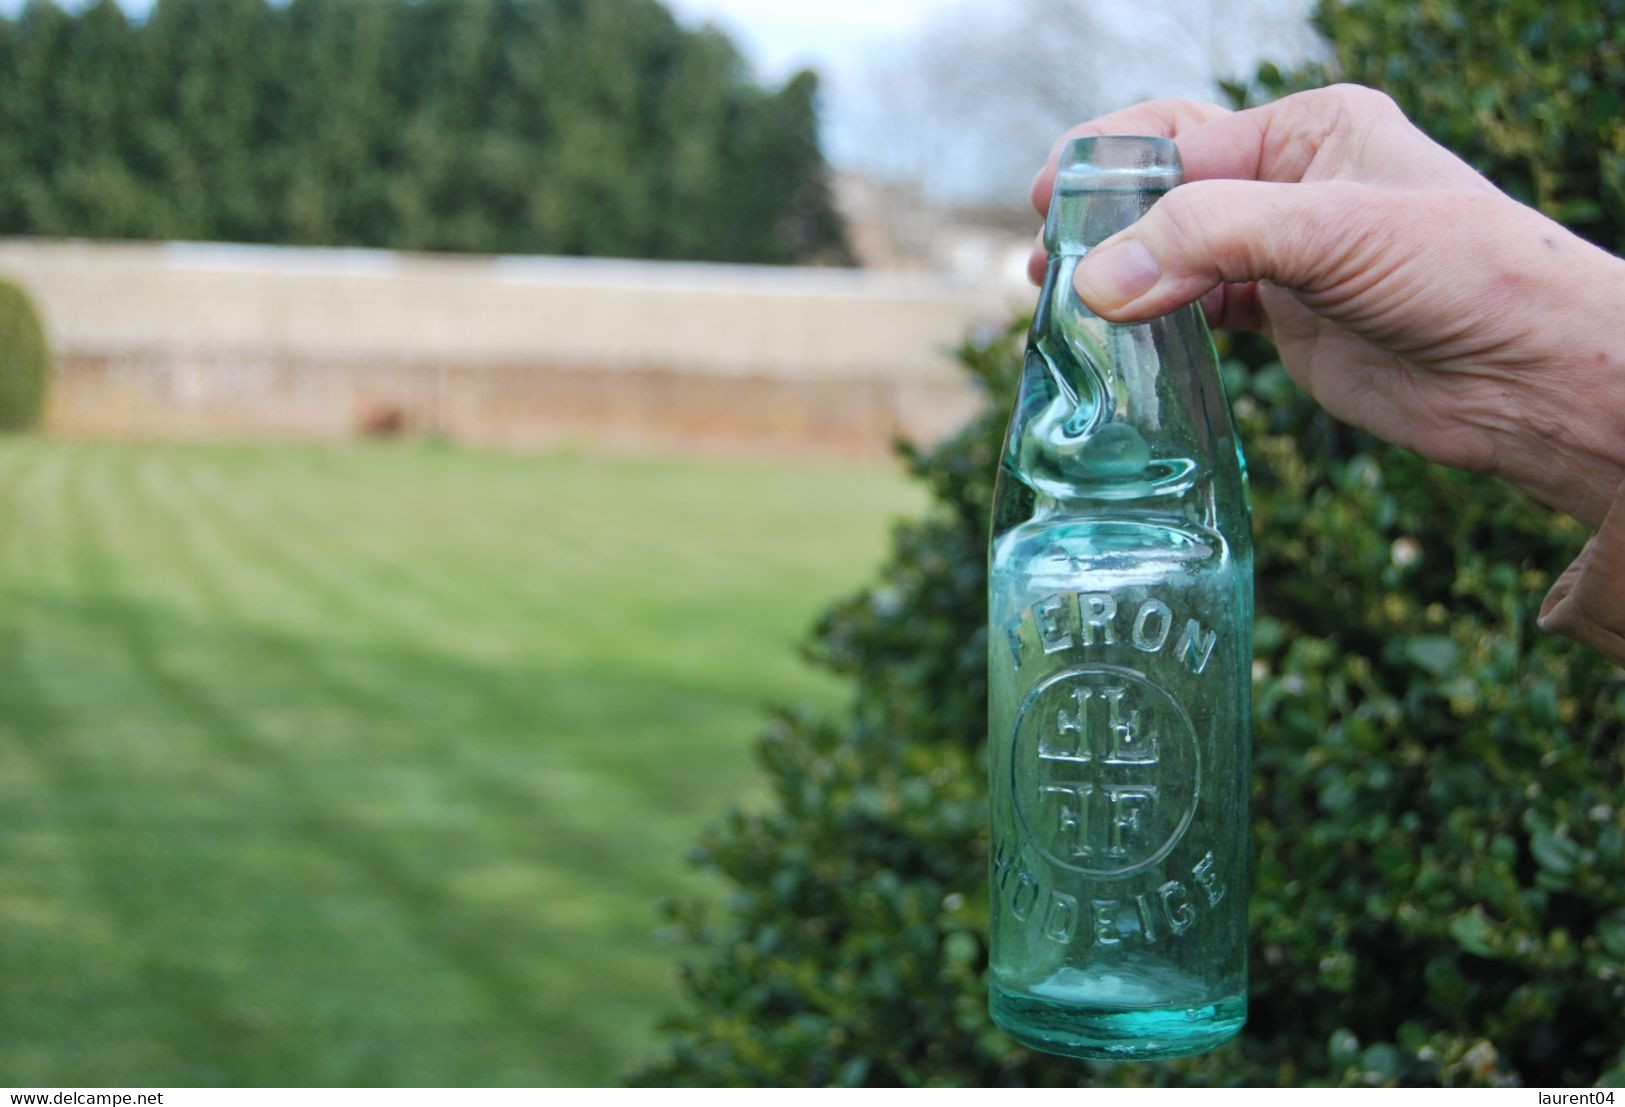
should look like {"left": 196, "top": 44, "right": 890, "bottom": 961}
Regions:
{"left": 1072, "top": 178, "right": 1376, "bottom": 320}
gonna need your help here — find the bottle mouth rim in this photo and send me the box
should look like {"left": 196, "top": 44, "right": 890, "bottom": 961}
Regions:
{"left": 1054, "top": 135, "right": 1183, "bottom": 191}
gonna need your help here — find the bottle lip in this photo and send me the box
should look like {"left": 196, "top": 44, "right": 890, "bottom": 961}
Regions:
{"left": 1054, "top": 135, "right": 1183, "bottom": 192}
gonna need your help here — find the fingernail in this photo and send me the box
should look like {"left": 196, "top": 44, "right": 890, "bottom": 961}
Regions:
{"left": 1075, "top": 239, "right": 1160, "bottom": 307}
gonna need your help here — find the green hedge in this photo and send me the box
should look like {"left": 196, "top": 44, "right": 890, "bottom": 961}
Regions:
{"left": 0, "top": 278, "right": 48, "bottom": 431}
{"left": 0, "top": 0, "right": 848, "bottom": 263}
{"left": 638, "top": 0, "right": 1625, "bottom": 1087}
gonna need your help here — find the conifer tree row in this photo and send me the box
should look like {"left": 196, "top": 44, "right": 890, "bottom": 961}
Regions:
{"left": 0, "top": 0, "right": 849, "bottom": 263}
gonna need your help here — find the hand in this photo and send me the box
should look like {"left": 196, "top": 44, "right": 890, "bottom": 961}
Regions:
{"left": 1030, "top": 85, "right": 1625, "bottom": 530}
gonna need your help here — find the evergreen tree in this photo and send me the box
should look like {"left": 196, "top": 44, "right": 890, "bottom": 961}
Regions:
{"left": 0, "top": 0, "right": 850, "bottom": 263}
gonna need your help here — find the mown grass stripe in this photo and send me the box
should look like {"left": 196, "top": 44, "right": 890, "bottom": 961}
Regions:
{"left": 121, "top": 448, "right": 717, "bottom": 1080}
{"left": 0, "top": 449, "right": 253, "bottom": 1080}
{"left": 0, "top": 440, "right": 919, "bottom": 1085}
{"left": 80, "top": 445, "right": 604, "bottom": 1084}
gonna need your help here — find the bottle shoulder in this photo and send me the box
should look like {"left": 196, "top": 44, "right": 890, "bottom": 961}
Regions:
{"left": 990, "top": 491, "right": 1252, "bottom": 589}
{"left": 993, "top": 457, "right": 1251, "bottom": 536}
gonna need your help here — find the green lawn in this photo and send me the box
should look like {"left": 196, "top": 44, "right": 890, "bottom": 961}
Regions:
{"left": 0, "top": 439, "right": 923, "bottom": 1086}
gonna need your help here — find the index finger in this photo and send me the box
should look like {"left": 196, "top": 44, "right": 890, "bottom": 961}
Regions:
{"left": 1031, "top": 98, "right": 1231, "bottom": 215}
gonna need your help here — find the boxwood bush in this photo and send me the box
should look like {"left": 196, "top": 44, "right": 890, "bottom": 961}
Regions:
{"left": 0, "top": 277, "right": 48, "bottom": 431}
{"left": 637, "top": 0, "right": 1625, "bottom": 1087}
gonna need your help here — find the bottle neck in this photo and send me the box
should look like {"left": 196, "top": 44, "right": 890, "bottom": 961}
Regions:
{"left": 1043, "top": 184, "right": 1166, "bottom": 256}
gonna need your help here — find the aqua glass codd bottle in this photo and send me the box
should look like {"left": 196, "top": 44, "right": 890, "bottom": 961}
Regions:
{"left": 987, "top": 136, "right": 1253, "bottom": 1060}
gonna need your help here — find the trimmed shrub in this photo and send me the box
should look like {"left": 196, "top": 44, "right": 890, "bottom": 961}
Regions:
{"left": 0, "top": 278, "right": 48, "bottom": 431}
{"left": 638, "top": 0, "right": 1625, "bottom": 1088}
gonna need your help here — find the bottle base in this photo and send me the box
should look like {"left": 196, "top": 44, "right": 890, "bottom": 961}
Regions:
{"left": 989, "top": 984, "right": 1245, "bottom": 1061}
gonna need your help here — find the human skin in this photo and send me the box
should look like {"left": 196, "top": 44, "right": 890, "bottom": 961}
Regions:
{"left": 1028, "top": 85, "right": 1625, "bottom": 531}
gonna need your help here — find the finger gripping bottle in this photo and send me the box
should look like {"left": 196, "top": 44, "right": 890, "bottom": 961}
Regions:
{"left": 987, "top": 136, "right": 1253, "bottom": 1060}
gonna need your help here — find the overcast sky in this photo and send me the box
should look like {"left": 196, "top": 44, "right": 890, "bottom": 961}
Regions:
{"left": 666, "top": 0, "right": 1323, "bottom": 190}
{"left": 663, "top": 0, "right": 987, "bottom": 172}
{"left": 666, "top": 0, "right": 964, "bottom": 77}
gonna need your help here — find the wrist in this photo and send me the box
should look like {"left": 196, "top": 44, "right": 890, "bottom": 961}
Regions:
{"left": 1498, "top": 249, "right": 1625, "bottom": 528}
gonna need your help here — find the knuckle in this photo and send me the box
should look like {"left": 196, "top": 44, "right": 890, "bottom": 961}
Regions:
{"left": 1283, "top": 84, "right": 1401, "bottom": 133}
{"left": 1161, "top": 97, "right": 1206, "bottom": 117}
{"left": 1325, "top": 82, "right": 1402, "bottom": 120}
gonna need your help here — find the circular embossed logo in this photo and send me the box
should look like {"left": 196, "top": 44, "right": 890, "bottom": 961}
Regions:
{"left": 1012, "top": 664, "right": 1200, "bottom": 877}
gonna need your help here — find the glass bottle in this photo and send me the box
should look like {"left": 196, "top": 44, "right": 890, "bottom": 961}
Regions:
{"left": 987, "top": 136, "right": 1253, "bottom": 1060}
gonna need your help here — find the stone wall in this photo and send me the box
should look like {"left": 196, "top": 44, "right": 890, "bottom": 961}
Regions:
{"left": 0, "top": 239, "right": 1019, "bottom": 458}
